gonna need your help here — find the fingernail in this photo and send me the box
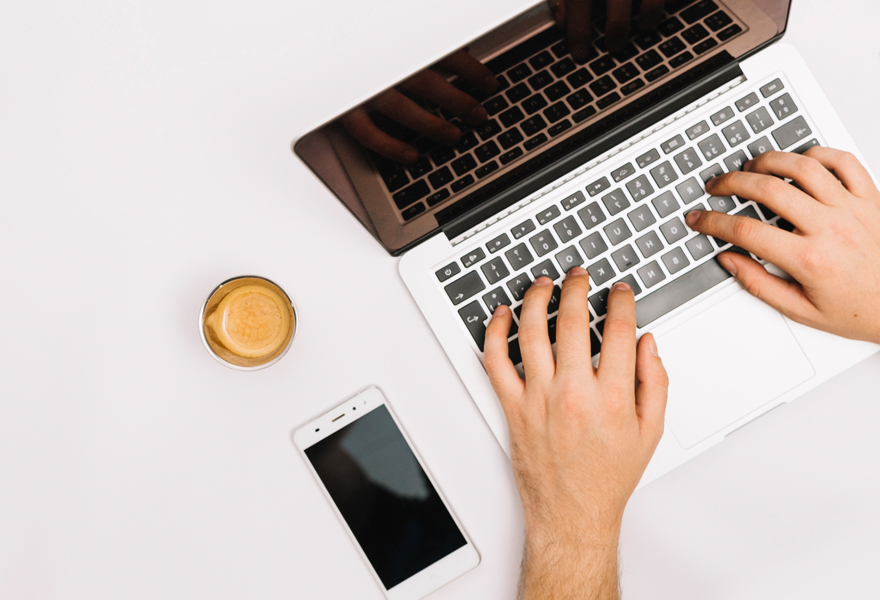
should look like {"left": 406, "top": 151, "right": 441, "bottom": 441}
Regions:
{"left": 718, "top": 255, "right": 737, "bottom": 276}
{"left": 705, "top": 177, "right": 718, "bottom": 188}
{"left": 567, "top": 266, "right": 588, "bottom": 277}
{"left": 647, "top": 334, "right": 659, "bottom": 357}
{"left": 467, "top": 106, "right": 488, "bottom": 124}
{"left": 571, "top": 43, "right": 589, "bottom": 62}
{"left": 686, "top": 210, "right": 702, "bottom": 226}
{"left": 611, "top": 281, "right": 631, "bottom": 292}
{"left": 494, "top": 304, "right": 509, "bottom": 316}
{"left": 533, "top": 276, "right": 552, "bottom": 286}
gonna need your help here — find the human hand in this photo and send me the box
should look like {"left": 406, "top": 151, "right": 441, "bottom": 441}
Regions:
{"left": 483, "top": 269, "right": 668, "bottom": 599}
{"left": 550, "top": 0, "right": 666, "bottom": 60}
{"left": 340, "top": 50, "right": 497, "bottom": 164}
{"left": 686, "top": 147, "right": 880, "bottom": 344}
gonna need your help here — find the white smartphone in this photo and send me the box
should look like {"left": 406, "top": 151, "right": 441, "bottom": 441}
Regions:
{"left": 293, "top": 387, "right": 480, "bottom": 599}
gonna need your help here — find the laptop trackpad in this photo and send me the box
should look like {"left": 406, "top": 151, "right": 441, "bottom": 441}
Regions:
{"left": 656, "top": 290, "right": 815, "bottom": 449}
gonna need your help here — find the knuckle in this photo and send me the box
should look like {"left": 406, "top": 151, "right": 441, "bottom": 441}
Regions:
{"left": 743, "top": 275, "right": 764, "bottom": 300}
{"left": 756, "top": 176, "right": 785, "bottom": 198}
{"left": 731, "top": 216, "right": 757, "bottom": 240}
{"left": 603, "top": 315, "right": 635, "bottom": 339}
{"left": 793, "top": 156, "right": 825, "bottom": 181}
{"left": 556, "top": 311, "right": 589, "bottom": 333}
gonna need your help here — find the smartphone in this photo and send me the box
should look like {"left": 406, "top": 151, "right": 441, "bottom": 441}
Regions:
{"left": 293, "top": 387, "right": 480, "bottom": 599}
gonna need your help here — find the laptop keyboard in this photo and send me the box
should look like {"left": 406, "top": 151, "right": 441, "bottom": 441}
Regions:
{"left": 435, "top": 74, "right": 818, "bottom": 366}
{"left": 374, "top": 0, "right": 746, "bottom": 222}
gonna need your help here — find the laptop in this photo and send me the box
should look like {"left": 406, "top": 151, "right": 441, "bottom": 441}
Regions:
{"left": 294, "top": 0, "right": 879, "bottom": 486}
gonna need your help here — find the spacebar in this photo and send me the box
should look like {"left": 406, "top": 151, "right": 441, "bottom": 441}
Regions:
{"left": 635, "top": 259, "right": 733, "bottom": 328}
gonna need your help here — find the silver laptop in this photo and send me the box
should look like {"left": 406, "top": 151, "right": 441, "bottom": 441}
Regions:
{"left": 294, "top": 0, "right": 879, "bottom": 486}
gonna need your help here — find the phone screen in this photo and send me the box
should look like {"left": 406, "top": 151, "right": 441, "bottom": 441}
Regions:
{"left": 304, "top": 404, "right": 467, "bottom": 590}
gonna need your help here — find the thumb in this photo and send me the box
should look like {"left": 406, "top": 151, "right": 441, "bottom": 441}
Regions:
{"left": 635, "top": 333, "right": 668, "bottom": 446}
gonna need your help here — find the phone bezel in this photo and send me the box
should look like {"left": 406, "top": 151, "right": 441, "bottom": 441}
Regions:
{"left": 292, "top": 386, "right": 480, "bottom": 600}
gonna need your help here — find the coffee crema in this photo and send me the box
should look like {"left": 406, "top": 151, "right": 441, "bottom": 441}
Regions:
{"left": 201, "top": 277, "right": 295, "bottom": 369}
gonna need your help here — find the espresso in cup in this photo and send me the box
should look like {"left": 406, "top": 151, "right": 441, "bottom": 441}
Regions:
{"left": 200, "top": 276, "right": 296, "bottom": 370}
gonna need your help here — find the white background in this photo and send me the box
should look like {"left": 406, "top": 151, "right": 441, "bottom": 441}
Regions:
{"left": 2, "top": 0, "right": 879, "bottom": 598}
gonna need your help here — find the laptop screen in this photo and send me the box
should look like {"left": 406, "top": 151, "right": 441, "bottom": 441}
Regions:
{"left": 294, "top": 0, "right": 792, "bottom": 255}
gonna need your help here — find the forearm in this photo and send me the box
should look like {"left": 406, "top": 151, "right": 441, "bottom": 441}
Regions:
{"left": 519, "top": 532, "right": 621, "bottom": 600}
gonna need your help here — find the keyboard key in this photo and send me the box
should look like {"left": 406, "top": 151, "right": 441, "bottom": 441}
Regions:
{"left": 637, "top": 260, "right": 667, "bottom": 288}
{"left": 482, "top": 257, "right": 510, "bottom": 284}
{"left": 487, "top": 233, "right": 511, "bottom": 253}
{"left": 445, "top": 271, "right": 486, "bottom": 305}
{"left": 604, "top": 218, "right": 633, "bottom": 245}
{"left": 659, "top": 16, "right": 685, "bottom": 36}
{"left": 428, "top": 166, "right": 454, "bottom": 190}
{"left": 676, "top": 176, "right": 704, "bottom": 204}
{"left": 747, "top": 136, "right": 774, "bottom": 158}
{"left": 669, "top": 51, "right": 693, "bottom": 69}
{"left": 537, "top": 205, "right": 562, "bottom": 225}
{"left": 735, "top": 92, "right": 760, "bottom": 112}
{"left": 589, "top": 55, "right": 616, "bottom": 76}
{"left": 476, "top": 161, "right": 499, "bottom": 179}
{"left": 626, "top": 174, "right": 655, "bottom": 202}
{"left": 458, "top": 301, "right": 488, "bottom": 350}
{"left": 579, "top": 231, "right": 608, "bottom": 259}
{"left": 521, "top": 115, "right": 548, "bottom": 137}
{"left": 590, "top": 288, "right": 611, "bottom": 317}
{"left": 523, "top": 94, "right": 549, "bottom": 115}
{"left": 498, "top": 128, "right": 524, "bottom": 150}
{"left": 587, "top": 176, "right": 612, "bottom": 197}
{"left": 635, "top": 32, "right": 663, "bottom": 51}
{"left": 652, "top": 190, "right": 680, "bottom": 218}
{"left": 500, "top": 147, "right": 524, "bottom": 165}
{"left": 686, "top": 120, "right": 710, "bottom": 140}
{"left": 660, "top": 216, "right": 688, "bottom": 244}
{"left": 512, "top": 219, "right": 536, "bottom": 239}
{"left": 673, "top": 148, "right": 703, "bottom": 174}
{"left": 524, "top": 133, "right": 548, "bottom": 151}
{"left": 485, "top": 95, "right": 510, "bottom": 116}
{"left": 545, "top": 81, "right": 571, "bottom": 102}
{"left": 681, "top": 23, "right": 709, "bottom": 45}
{"left": 393, "top": 180, "right": 430, "bottom": 209}
{"left": 636, "top": 49, "right": 663, "bottom": 70}
{"left": 549, "top": 120, "right": 573, "bottom": 137}
{"left": 611, "top": 163, "right": 636, "bottom": 182}
{"left": 699, "top": 164, "right": 724, "bottom": 183}
{"left": 681, "top": 0, "right": 718, "bottom": 24}
{"left": 693, "top": 38, "right": 718, "bottom": 55}
{"left": 506, "top": 82, "right": 531, "bottom": 103}
{"left": 708, "top": 195, "right": 736, "bottom": 213}
{"left": 697, "top": 133, "right": 726, "bottom": 160}
{"left": 544, "top": 101, "right": 571, "bottom": 123}
{"left": 436, "top": 261, "right": 461, "bottom": 282}
{"left": 636, "top": 230, "right": 664, "bottom": 258}
{"left": 505, "top": 243, "right": 534, "bottom": 270}
{"left": 551, "top": 58, "right": 577, "bottom": 78}
{"left": 567, "top": 67, "right": 594, "bottom": 88}
{"left": 627, "top": 204, "right": 657, "bottom": 232}
{"left": 659, "top": 36, "right": 686, "bottom": 58}
{"left": 476, "top": 119, "right": 501, "bottom": 141}
{"left": 612, "top": 63, "right": 640, "bottom": 84}
{"left": 705, "top": 9, "right": 733, "bottom": 31}
{"left": 482, "top": 287, "right": 512, "bottom": 313}
{"left": 770, "top": 93, "right": 798, "bottom": 120}
{"left": 636, "top": 148, "right": 661, "bottom": 168}
{"left": 686, "top": 234, "right": 713, "bottom": 260}
{"left": 578, "top": 202, "right": 607, "bottom": 229}
{"left": 451, "top": 175, "right": 475, "bottom": 193}
{"left": 461, "top": 247, "right": 486, "bottom": 268}
{"left": 508, "top": 337, "right": 522, "bottom": 365}
{"left": 596, "top": 92, "right": 621, "bottom": 109}
{"left": 793, "top": 139, "right": 820, "bottom": 154}
{"left": 661, "top": 247, "right": 690, "bottom": 274}
{"left": 379, "top": 167, "right": 409, "bottom": 193}
{"left": 602, "top": 189, "right": 631, "bottom": 216}
{"left": 723, "top": 150, "right": 749, "bottom": 172}
{"left": 612, "top": 244, "right": 641, "bottom": 272}
{"left": 528, "top": 69, "right": 554, "bottom": 90}
{"left": 717, "top": 23, "right": 742, "bottom": 41}
{"left": 621, "top": 79, "right": 646, "bottom": 96}
{"left": 530, "top": 50, "right": 555, "bottom": 70}
{"left": 455, "top": 130, "right": 479, "bottom": 152}
{"left": 710, "top": 106, "right": 734, "bottom": 126}
{"left": 746, "top": 106, "right": 774, "bottom": 134}
{"left": 475, "top": 141, "right": 501, "bottom": 163}
{"left": 645, "top": 64, "right": 670, "bottom": 82}
{"left": 531, "top": 259, "right": 561, "bottom": 281}
{"left": 734, "top": 203, "right": 762, "bottom": 222}
{"left": 554, "top": 216, "right": 583, "bottom": 243}
{"left": 589, "top": 75, "right": 616, "bottom": 97}
{"left": 772, "top": 116, "right": 812, "bottom": 150}
{"left": 566, "top": 89, "right": 593, "bottom": 110}
{"left": 591, "top": 329, "right": 602, "bottom": 356}
{"left": 635, "top": 255, "right": 732, "bottom": 326}
{"left": 451, "top": 154, "right": 478, "bottom": 177}
{"left": 661, "top": 134, "right": 685, "bottom": 154}
{"left": 588, "top": 258, "right": 616, "bottom": 286}
{"left": 508, "top": 62, "right": 533, "bottom": 83}
{"left": 499, "top": 106, "right": 525, "bottom": 127}
{"left": 721, "top": 120, "right": 750, "bottom": 146}
{"left": 530, "top": 230, "right": 559, "bottom": 256}
{"left": 506, "top": 273, "right": 532, "bottom": 301}
{"left": 562, "top": 191, "right": 587, "bottom": 210}
{"left": 548, "top": 285, "right": 562, "bottom": 313}
{"left": 556, "top": 246, "right": 584, "bottom": 273}
{"left": 650, "top": 161, "right": 679, "bottom": 188}
{"left": 759, "top": 78, "right": 784, "bottom": 98}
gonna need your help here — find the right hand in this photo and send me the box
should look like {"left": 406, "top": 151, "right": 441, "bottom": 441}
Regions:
{"left": 686, "top": 147, "right": 880, "bottom": 344}
{"left": 551, "top": 0, "right": 666, "bottom": 59}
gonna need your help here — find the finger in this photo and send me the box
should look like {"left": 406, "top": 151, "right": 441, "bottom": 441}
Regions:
{"left": 706, "top": 171, "right": 822, "bottom": 230}
{"left": 804, "top": 146, "right": 878, "bottom": 199}
{"left": 554, "top": 267, "right": 593, "bottom": 374}
{"left": 686, "top": 209, "right": 808, "bottom": 278}
{"left": 551, "top": 0, "right": 565, "bottom": 26}
{"left": 605, "top": 0, "right": 633, "bottom": 53}
{"left": 400, "top": 70, "right": 489, "bottom": 126}
{"left": 518, "top": 277, "right": 557, "bottom": 381}
{"left": 716, "top": 251, "right": 822, "bottom": 326}
{"left": 484, "top": 305, "right": 526, "bottom": 406}
{"left": 565, "top": 0, "right": 593, "bottom": 63}
{"left": 635, "top": 333, "right": 668, "bottom": 446}
{"left": 372, "top": 89, "right": 462, "bottom": 145}
{"left": 339, "top": 107, "right": 419, "bottom": 164}
{"left": 597, "top": 281, "right": 637, "bottom": 394}
{"left": 436, "top": 49, "right": 498, "bottom": 94}
{"left": 637, "top": 0, "right": 666, "bottom": 31}
{"left": 744, "top": 151, "right": 849, "bottom": 208}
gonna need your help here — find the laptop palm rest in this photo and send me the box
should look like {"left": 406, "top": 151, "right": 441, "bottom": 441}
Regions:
{"left": 656, "top": 289, "right": 815, "bottom": 449}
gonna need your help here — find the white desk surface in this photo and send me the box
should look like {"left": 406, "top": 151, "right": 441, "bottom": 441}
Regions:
{"left": 2, "top": 0, "right": 878, "bottom": 597}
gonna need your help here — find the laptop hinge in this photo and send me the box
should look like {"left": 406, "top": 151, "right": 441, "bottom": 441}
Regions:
{"left": 439, "top": 53, "right": 745, "bottom": 242}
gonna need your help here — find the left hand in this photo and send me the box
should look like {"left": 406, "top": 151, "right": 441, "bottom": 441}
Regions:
{"left": 550, "top": 0, "right": 667, "bottom": 59}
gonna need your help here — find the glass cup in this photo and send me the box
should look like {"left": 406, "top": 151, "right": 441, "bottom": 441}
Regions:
{"left": 199, "top": 276, "right": 296, "bottom": 370}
